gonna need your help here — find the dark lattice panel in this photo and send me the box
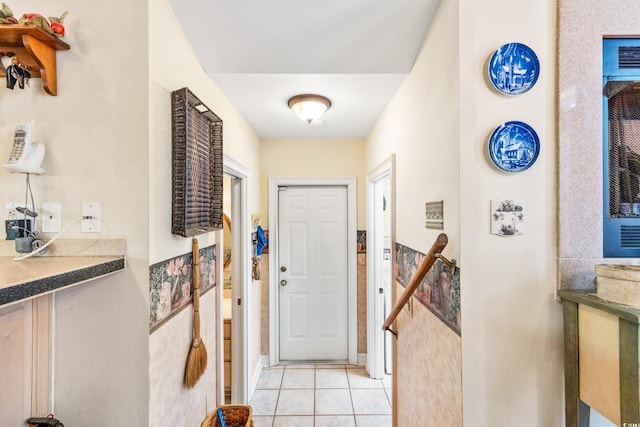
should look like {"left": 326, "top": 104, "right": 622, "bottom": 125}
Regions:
{"left": 608, "top": 85, "right": 640, "bottom": 217}
{"left": 171, "top": 87, "right": 223, "bottom": 237}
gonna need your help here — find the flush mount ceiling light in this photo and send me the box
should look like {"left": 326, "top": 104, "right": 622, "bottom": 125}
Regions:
{"left": 288, "top": 94, "right": 331, "bottom": 124}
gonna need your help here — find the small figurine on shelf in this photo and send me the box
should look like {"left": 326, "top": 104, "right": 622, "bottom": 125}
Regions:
{"left": 19, "top": 10, "right": 68, "bottom": 38}
{"left": 6, "top": 57, "right": 30, "bottom": 90}
{"left": 0, "top": 4, "right": 69, "bottom": 38}
{"left": 0, "top": 3, "right": 17, "bottom": 24}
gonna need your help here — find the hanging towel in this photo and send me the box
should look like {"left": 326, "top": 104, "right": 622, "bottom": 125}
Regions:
{"left": 256, "top": 225, "right": 267, "bottom": 255}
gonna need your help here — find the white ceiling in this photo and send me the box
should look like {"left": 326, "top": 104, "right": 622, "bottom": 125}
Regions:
{"left": 169, "top": 0, "right": 441, "bottom": 139}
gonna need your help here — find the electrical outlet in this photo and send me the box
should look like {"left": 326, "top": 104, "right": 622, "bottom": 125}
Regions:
{"left": 41, "top": 202, "right": 61, "bottom": 233}
{"left": 81, "top": 201, "right": 101, "bottom": 233}
{"left": 5, "top": 202, "right": 38, "bottom": 220}
{"left": 5, "top": 202, "right": 20, "bottom": 220}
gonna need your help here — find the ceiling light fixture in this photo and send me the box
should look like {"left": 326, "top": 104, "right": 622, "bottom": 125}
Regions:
{"left": 288, "top": 94, "right": 331, "bottom": 124}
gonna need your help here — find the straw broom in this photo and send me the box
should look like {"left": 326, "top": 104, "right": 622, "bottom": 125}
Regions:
{"left": 185, "top": 237, "right": 208, "bottom": 388}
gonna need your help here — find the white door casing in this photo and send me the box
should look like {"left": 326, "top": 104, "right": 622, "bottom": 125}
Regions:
{"left": 278, "top": 186, "right": 348, "bottom": 360}
{"left": 366, "top": 155, "right": 395, "bottom": 379}
{"left": 221, "top": 155, "right": 250, "bottom": 404}
{"left": 269, "top": 177, "right": 357, "bottom": 366}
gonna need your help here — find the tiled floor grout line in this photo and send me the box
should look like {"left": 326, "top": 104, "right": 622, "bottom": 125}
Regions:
{"left": 251, "top": 364, "right": 391, "bottom": 426}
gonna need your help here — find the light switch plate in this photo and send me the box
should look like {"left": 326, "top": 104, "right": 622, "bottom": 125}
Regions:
{"left": 41, "top": 202, "right": 61, "bottom": 233}
{"left": 81, "top": 201, "right": 101, "bottom": 233}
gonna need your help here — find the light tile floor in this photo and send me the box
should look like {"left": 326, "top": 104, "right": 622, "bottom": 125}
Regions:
{"left": 249, "top": 364, "right": 392, "bottom": 427}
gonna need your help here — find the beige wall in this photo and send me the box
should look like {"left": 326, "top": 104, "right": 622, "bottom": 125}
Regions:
{"left": 367, "top": 0, "right": 462, "bottom": 423}
{"left": 149, "top": 0, "right": 262, "bottom": 424}
{"left": 459, "top": 0, "right": 562, "bottom": 425}
{"left": 369, "top": 0, "right": 563, "bottom": 424}
{"left": 260, "top": 138, "right": 367, "bottom": 228}
{"left": 0, "top": 0, "right": 150, "bottom": 424}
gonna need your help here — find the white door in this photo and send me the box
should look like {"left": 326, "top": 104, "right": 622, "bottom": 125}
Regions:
{"left": 366, "top": 156, "right": 394, "bottom": 379}
{"left": 278, "top": 186, "right": 349, "bottom": 361}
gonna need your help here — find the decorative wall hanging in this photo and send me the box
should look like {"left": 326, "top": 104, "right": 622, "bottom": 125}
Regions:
{"left": 488, "top": 120, "right": 540, "bottom": 173}
{"left": 357, "top": 230, "right": 367, "bottom": 253}
{"left": 491, "top": 198, "right": 524, "bottom": 236}
{"left": 171, "top": 87, "right": 223, "bottom": 237}
{"left": 488, "top": 42, "right": 539, "bottom": 95}
{"left": 425, "top": 201, "right": 444, "bottom": 229}
{"left": 149, "top": 243, "right": 216, "bottom": 332}
{"left": 395, "top": 242, "right": 460, "bottom": 335}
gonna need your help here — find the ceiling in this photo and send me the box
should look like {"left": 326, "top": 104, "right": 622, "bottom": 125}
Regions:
{"left": 169, "top": 0, "right": 441, "bottom": 139}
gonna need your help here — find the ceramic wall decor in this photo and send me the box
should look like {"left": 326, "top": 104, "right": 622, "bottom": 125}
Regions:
{"left": 488, "top": 42, "right": 540, "bottom": 95}
{"left": 491, "top": 198, "right": 524, "bottom": 236}
{"left": 488, "top": 120, "right": 540, "bottom": 173}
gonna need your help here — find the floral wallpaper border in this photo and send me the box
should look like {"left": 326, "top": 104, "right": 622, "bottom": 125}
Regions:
{"left": 149, "top": 243, "right": 216, "bottom": 333}
{"left": 357, "top": 230, "right": 366, "bottom": 253}
{"left": 395, "top": 242, "right": 461, "bottom": 335}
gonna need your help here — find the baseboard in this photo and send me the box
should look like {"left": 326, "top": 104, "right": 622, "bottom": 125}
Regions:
{"left": 249, "top": 357, "right": 268, "bottom": 399}
{"left": 357, "top": 353, "right": 367, "bottom": 366}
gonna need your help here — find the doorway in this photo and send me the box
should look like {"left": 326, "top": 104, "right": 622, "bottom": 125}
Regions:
{"left": 366, "top": 155, "right": 395, "bottom": 379}
{"left": 268, "top": 177, "right": 358, "bottom": 366}
{"left": 222, "top": 176, "right": 232, "bottom": 403}
{"left": 218, "top": 156, "right": 250, "bottom": 404}
{"left": 278, "top": 185, "right": 349, "bottom": 360}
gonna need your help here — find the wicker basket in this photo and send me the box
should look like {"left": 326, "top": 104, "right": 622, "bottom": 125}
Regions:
{"left": 201, "top": 405, "right": 253, "bottom": 427}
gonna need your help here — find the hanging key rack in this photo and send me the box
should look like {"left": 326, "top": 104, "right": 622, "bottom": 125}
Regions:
{"left": 0, "top": 25, "right": 70, "bottom": 96}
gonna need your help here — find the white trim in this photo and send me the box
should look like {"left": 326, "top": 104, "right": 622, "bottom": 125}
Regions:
{"left": 249, "top": 357, "right": 264, "bottom": 399}
{"left": 215, "top": 229, "right": 224, "bottom": 404}
{"left": 269, "top": 177, "right": 358, "bottom": 366}
{"left": 222, "top": 155, "right": 251, "bottom": 404}
{"left": 366, "top": 155, "right": 395, "bottom": 379}
{"left": 357, "top": 353, "right": 368, "bottom": 366}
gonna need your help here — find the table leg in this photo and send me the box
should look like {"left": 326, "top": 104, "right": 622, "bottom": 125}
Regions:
{"left": 563, "top": 299, "right": 591, "bottom": 427}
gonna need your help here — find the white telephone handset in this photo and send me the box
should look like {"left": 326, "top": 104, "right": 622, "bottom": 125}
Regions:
{"left": 8, "top": 121, "right": 33, "bottom": 164}
{"left": 3, "top": 121, "right": 45, "bottom": 174}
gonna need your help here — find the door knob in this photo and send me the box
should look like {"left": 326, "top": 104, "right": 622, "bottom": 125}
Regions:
{"left": 280, "top": 279, "right": 288, "bottom": 287}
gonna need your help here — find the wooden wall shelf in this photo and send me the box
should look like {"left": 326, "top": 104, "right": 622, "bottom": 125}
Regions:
{"left": 0, "top": 25, "right": 70, "bottom": 96}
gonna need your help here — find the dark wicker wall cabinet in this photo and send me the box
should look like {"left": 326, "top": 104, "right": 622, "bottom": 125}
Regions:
{"left": 171, "top": 87, "right": 223, "bottom": 237}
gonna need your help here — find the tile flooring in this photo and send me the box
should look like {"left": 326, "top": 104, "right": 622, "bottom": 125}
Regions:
{"left": 249, "top": 364, "right": 392, "bottom": 427}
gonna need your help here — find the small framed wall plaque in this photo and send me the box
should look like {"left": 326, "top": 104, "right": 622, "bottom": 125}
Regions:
{"left": 171, "top": 87, "right": 223, "bottom": 237}
{"left": 425, "top": 201, "right": 444, "bottom": 229}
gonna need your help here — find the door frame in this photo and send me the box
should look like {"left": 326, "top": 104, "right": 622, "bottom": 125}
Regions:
{"left": 268, "top": 177, "right": 358, "bottom": 366}
{"left": 218, "top": 155, "right": 250, "bottom": 404}
{"left": 366, "top": 155, "right": 395, "bottom": 378}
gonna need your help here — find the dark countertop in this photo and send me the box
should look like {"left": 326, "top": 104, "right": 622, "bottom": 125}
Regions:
{"left": 0, "top": 239, "right": 126, "bottom": 307}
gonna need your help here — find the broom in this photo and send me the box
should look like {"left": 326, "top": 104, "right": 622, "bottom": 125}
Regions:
{"left": 185, "top": 236, "right": 208, "bottom": 388}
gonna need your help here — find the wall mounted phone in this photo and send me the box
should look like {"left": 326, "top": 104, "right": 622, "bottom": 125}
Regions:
{"left": 2, "top": 121, "right": 45, "bottom": 174}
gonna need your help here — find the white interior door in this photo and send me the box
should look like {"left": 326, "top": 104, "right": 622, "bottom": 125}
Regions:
{"left": 366, "top": 156, "right": 394, "bottom": 379}
{"left": 278, "top": 186, "right": 349, "bottom": 361}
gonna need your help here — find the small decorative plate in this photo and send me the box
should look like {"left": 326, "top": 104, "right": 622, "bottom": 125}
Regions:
{"left": 488, "top": 121, "right": 540, "bottom": 173}
{"left": 488, "top": 42, "right": 540, "bottom": 95}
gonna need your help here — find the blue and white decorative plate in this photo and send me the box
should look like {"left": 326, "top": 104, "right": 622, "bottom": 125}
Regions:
{"left": 488, "top": 121, "right": 540, "bottom": 173}
{"left": 488, "top": 43, "right": 540, "bottom": 95}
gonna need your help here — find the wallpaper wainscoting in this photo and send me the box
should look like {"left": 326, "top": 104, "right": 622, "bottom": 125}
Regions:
{"left": 149, "top": 243, "right": 217, "bottom": 332}
{"left": 395, "top": 242, "right": 461, "bottom": 335}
